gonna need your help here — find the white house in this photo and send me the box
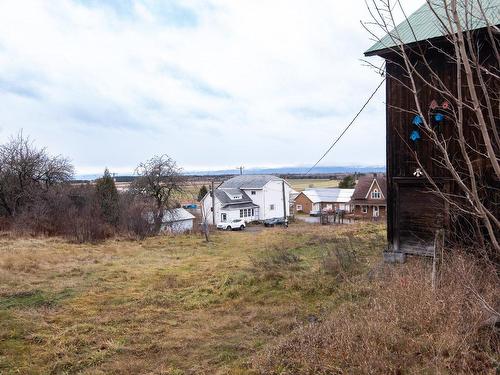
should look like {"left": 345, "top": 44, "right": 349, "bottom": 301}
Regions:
{"left": 201, "top": 175, "right": 293, "bottom": 225}
{"left": 160, "top": 208, "right": 195, "bottom": 233}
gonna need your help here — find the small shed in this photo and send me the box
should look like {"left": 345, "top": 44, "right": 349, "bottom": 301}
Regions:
{"left": 161, "top": 208, "right": 195, "bottom": 234}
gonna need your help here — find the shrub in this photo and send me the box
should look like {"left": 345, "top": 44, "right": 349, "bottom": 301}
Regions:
{"left": 250, "top": 243, "right": 301, "bottom": 271}
{"left": 95, "top": 168, "right": 120, "bottom": 227}
{"left": 119, "top": 194, "right": 153, "bottom": 240}
{"left": 321, "top": 237, "right": 361, "bottom": 280}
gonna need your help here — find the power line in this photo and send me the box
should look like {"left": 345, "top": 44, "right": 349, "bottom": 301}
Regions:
{"left": 305, "top": 78, "right": 386, "bottom": 175}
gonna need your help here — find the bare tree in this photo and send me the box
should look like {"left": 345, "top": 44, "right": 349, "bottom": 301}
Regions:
{"left": 131, "top": 154, "right": 185, "bottom": 233}
{"left": 0, "top": 132, "right": 74, "bottom": 217}
{"left": 364, "top": 0, "right": 499, "bottom": 257}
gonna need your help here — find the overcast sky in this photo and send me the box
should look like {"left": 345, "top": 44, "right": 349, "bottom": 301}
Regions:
{"left": 0, "top": 0, "right": 423, "bottom": 175}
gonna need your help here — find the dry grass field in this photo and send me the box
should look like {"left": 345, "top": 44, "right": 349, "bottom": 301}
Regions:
{"left": 287, "top": 179, "right": 338, "bottom": 191}
{"left": 1, "top": 223, "right": 497, "bottom": 374}
{"left": 0, "top": 223, "right": 383, "bottom": 374}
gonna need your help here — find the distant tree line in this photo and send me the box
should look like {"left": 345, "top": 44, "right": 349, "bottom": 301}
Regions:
{"left": 0, "top": 133, "right": 185, "bottom": 242}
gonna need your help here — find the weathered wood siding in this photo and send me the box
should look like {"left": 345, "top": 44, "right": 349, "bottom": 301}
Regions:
{"left": 383, "top": 36, "right": 498, "bottom": 252}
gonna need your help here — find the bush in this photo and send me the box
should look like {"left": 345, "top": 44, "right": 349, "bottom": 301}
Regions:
{"left": 9, "top": 184, "right": 110, "bottom": 243}
{"left": 119, "top": 194, "right": 153, "bottom": 240}
{"left": 250, "top": 243, "right": 301, "bottom": 271}
{"left": 95, "top": 168, "right": 120, "bottom": 227}
{"left": 253, "top": 252, "right": 500, "bottom": 374}
{"left": 321, "top": 237, "right": 361, "bottom": 280}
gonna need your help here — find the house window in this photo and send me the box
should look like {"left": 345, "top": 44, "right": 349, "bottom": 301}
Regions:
{"left": 371, "top": 189, "right": 381, "bottom": 199}
{"left": 296, "top": 204, "right": 303, "bottom": 211}
{"left": 240, "top": 210, "right": 243, "bottom": 218}
{"left": 221, "top": 213, "right": 227, "bottom": 222}
{"left": 251, "top": 208, "right": 254, "bottom": 216}
{"left": 251, "top": 191, "right": 256, "bottom": 195}
{"left": 362, "top": 205, "right": 368, "bottom": 214}
{"left": 270, "top": 204, "right": 275, "bottom": 211}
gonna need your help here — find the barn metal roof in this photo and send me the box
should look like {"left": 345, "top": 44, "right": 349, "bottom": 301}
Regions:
{"left": 302, "top": 188, "right": 355, "bottom": 204}
{"left": 219, "top": 175, "right": 282, "bottom": 189}
{"left": 365, "top": 0, "right": 500, "bottom": 56}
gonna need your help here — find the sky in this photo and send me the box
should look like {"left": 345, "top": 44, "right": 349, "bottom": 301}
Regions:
{"left": 0, "top": 0, "right": 423, "bottom": 175}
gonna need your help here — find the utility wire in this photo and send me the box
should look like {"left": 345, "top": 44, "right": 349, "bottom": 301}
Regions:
{"left": 305, "top": 78, "right": 386, "bottom": 175}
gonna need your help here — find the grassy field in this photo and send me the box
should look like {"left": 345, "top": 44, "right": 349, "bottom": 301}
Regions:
{"left": 287, "top": 179, "right": 338, "bottom": 191}
{"left": 0, "top": 223, "right": 384, "bottom": 374}
{"left": 1, "top": 223, "right": 497, "bottom": 374}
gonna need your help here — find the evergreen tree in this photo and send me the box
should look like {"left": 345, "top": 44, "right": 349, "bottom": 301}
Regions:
{"left": 95, "top": 168, "right": 120, "bottom": 226}
{"left": 197, "top": 185, "right": 208, "bottom": 202}
{"left": 338, "top": 175, "right": 355, "bottom": 189}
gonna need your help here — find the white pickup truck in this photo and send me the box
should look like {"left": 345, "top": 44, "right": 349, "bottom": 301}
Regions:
{"left": 217, "top": 219, "right": 246, "bottom": 231}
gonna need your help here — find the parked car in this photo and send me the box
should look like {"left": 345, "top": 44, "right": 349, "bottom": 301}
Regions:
{"left": 263, "top": 217, "right": 288, "bottom": 227}
{"left": 217, "top": 219, "right": 246, "bottom": 231}
{"left": 182, "top": 204, "right": 198, "bottom": 209}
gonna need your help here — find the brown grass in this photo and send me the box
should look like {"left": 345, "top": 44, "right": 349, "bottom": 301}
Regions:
{"left": 253, "top": 252, "right": 500, "bottom": 374}
{"left": 0, "top": 223, "right": 384, "bottom": 374}
{"left": 1, "top": 223, "right": 497, "bottom": 374}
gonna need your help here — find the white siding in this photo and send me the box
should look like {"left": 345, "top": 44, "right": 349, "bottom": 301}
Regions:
{"left": 161, "top": 219, "right": 193, "bottom": 233}
{"left": 201, "top": 193, "right": 223, "bottom": 225}
{"left": 247, "top": 180, "right": 292, "bottom": 220}
{"left": 202, "top": 178, "right": 293, "bottom": 224}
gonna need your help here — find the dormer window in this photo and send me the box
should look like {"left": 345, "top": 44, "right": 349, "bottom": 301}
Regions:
{"left": 231, "top": 195, "right": 242, "bottom": 200}
{"left": 371, "top": 189, "right": 381, "bottom": 199}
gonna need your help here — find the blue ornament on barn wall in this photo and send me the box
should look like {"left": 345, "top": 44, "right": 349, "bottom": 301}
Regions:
{"left": 410, "top": 129, "right": 421, "bottom": 142}
{"left": 412, "top": 115, "right": 423, "bottom": 126}
{"left": 434, "top": 113, "right": 444, "bottom": 122}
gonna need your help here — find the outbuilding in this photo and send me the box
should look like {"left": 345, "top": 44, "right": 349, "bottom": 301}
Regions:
{"left": 365, "top": 2, "right": 499, "bottom": 255}
{"left": 160, "top": 208, "right": 195, "bottom": 234}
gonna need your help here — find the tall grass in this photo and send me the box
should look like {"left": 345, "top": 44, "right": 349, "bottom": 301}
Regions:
{"left": 253, "top": 251, "right": 500, "bottom": 374}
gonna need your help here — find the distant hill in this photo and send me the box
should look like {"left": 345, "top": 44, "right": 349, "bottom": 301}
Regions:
{"left": 74, "top": 165, "right": 385, "bottom": 181}
{"left": 185, "top": 165, "right": 386, "bottom": 176}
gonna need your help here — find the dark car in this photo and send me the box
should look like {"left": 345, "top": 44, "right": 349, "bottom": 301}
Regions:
{"left": 263, "top": 217, "right": 288, "bottom": 227}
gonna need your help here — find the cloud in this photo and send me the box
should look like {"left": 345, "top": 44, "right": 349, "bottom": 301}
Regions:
{"left": 0, "top": 0, "right": 423, "bottom": 174}
{"left": 0, "top": 78, "right": 41, "bottom": 99}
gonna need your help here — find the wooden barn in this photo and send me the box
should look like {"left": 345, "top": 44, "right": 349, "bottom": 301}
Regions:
{"left": 365, "top": 1, "right": 499, "bottom": 257}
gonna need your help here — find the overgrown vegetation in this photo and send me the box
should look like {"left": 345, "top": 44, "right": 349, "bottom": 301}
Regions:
{"left": 0, "top": 133, "right": 186, "bottom": 242}
{"left": 0, "top": 223, "right": 383, "bottom": 374}
{"left": 2, "top": 223, "right": 495, "bottom": 374}
{"left": 254, "top": 252, "right": 500, "bottom": 374}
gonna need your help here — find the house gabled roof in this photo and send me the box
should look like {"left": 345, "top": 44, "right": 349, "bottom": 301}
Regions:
{"left": 214, "top": 189, "right": 253, "bottom": 207}
{"left": 219, "top": 175, "right": 283, "bottom": 189}
{"left": 302, "top": 188, "right": 355, "bottom": 204}
{"left": 364, "top": 179, "right": 385, "bottom": 199}
{"left": 351, "top": 174, "right": 387, "bottom": 202}
{"left": 365, "top": 0, "right": 500, "bottom": 56}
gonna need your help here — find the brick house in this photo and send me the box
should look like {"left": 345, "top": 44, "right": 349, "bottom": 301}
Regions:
{"left": 349, "top": 174, "right": 387, "bottom": 220}
{"left": 294, "top": 188, "right": 354, "bottom": 215}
